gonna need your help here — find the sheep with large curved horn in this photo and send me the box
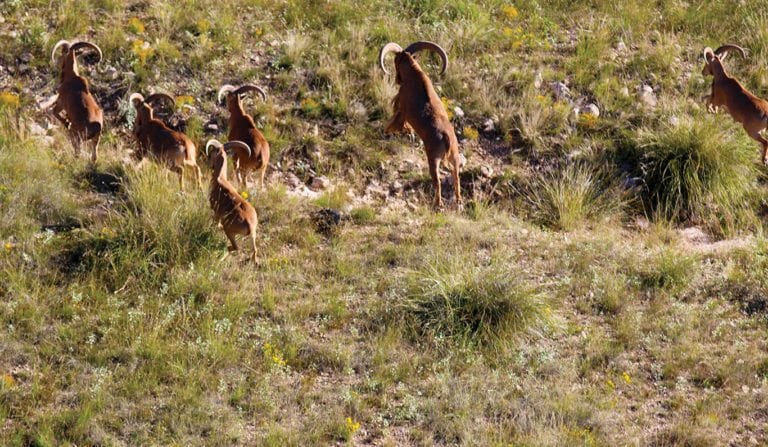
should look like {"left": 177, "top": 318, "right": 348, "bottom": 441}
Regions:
{"left": 701, "top": 43, "right": 768, "bottom": 164}
{"left": 205, "top": 139, "right": 259, "bottom": 264}
{"left": 377, "top": 41, "right": 462, "bottom": 209}
{"left": 217, "top": 83, "right": 271, "bottom": 191}
{"left": 129, "top": 90, "right": 201, "bottom": 190}
{"left": 47, "top": 38, "right": 104, "bottom": 163}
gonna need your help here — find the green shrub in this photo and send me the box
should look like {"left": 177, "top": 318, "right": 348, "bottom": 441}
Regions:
{"left": 525, "top": 163, "right": 625, "bottom": 231}
{"left": 391, "top": 260, "right": 550, "bottom": 348}
{"left": 636, "top": 117, "right": 760, "bottom": 233}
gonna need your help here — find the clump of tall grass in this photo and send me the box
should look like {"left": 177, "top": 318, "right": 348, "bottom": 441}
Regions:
{"left": 636, "top": 117, "right": 760, "bottom": 234}
{"left": 525, "top": 163, "right": 625, "bottom": 231}
{"left": 390, "top": 259, "right": 550, "bottom": 349}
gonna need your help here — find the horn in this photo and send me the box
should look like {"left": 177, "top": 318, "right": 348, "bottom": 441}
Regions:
{"left": 223, "top": 140, "right": 251, "bottom": 157}
{"left": 70, "top": 41, "right": 103, "bottom": 64}
{"left": 129, "top": 93, "right": 145, "bottom": 107}
{"left": 217, "top": 84, "right": 236, "bottom": 104}
{"left": 379, "top": 42, "right": 403, "bottom": 74}
{"left": 403, "top": 41, "right": 448, "bottom": 75}
{"left": 51, "top": 40, "right": 70, "bottom": 64}
{"left": 145, "top": 93, "right": 176, "bottom": 110}
{"left": 205, "top": 139, "right": 223, "bottom": 156}
{"left": 714, "top": 44, "right": 747, "bottom": 61}
{"left": 233, "top": 84, "right": 267, "bottom": 102}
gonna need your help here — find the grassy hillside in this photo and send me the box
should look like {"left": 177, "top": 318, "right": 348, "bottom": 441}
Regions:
{"left": 2, "top": 0, "right": 768, "bottom": 445}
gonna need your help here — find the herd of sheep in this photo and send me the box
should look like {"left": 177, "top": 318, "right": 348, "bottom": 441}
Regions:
{"left": 38, "top": 38, "right": 768, "bottom": 263}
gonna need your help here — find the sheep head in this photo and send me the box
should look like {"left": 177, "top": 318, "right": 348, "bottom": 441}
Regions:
{"left": 379, "top": 41, "right": 448, "bottom": 84}
{"left": 205, "top": 139, "right": 251, "bottom": 177}
{"left": 129, "top": 92, "right": 175, "bottom": 131}
{"left": 217, "top": 84, "right": 267, "bottom": 114}
{"left": 51, "top": 40, "right": 102, "bottom": 79}
{"left": 702, "top": 44, "right": 746, "bottom": 77}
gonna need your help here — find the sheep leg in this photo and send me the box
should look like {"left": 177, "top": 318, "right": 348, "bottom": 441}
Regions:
{"left": 170, "top": 165, "right": 184, "bottom": 190}
{"left": 250, "top": 231, "right": 258, "bottom": 265}
{"left": 259, "top": 165, "right": 267, "bottom": 192}
{"left": 428, "top": 157, "right": 442, "bottom": 209}
{"left": 225, "top": 230, "right": 239, "bottom": 252}
{"left": 385, "top": 111, "right": 408, "bottom": 135}
{"left": 449, "top": 153, "right": 462, "bottom": 207}
{"left": 746, "top": 128, "right": 768, "bottom": 164}
{"left": 90, "top": 134, "right": 100, "bottom": 163}
{"left": 184, "top": 160, "right": 202, "bottom": 189}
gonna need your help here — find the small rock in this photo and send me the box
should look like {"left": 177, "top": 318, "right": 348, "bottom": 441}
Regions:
{"left": 482, "top": 118, "right": 495, "bottom": 133}
{"left": 205, "top": 123, "right": 218, "bottom": 131}
{"left": 310, "top": 175, "right": 330, "bottom": 191}
{"left": 640, "top": 85, "right": 657, "bottom": 108}
{"left": 669, "top": 115, "right": 680, "bottom": 126}
{"left": 29, "top": 122, "right": 47, "bottom": 136}
{"left": 105, "top": 66, "right": 119, "bottom": 80}
{"left": 616, "top": 40, "right": 627, "bottom": 53}
{"left": 534, "top": 71, "right": 543, "bottom": 89}
{"left": 19, "top": 53, "right": 32, "bottom": 63}
{"left": 453, "top": 106, "right": 465, "bottom": 119}
{"left": 458, "top": 153, "right": 467, "bottom": 168}
{"left": 284, "top": 173, "right": 301, "bottom": 189}
{"left": 581, "top": 103, "right": 600, "bottom": 117}
{"left": 480, "top": 166, "right": 493, "bottom": 178}
{"left": 311, "top": 124, "right": 319, "bottom": 137}
{"left": 551, "top": 81, "right": 571, "bottom": 101}
{"left": 391, "top": 180, "right": 404, "bottom": 194}
{"left": 620, "top": 86, "right": 630, "bottom": 97}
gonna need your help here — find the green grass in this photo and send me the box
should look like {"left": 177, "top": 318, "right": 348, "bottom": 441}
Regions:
{"left": 2, "top": 0, "right": 768, "bottom": 445}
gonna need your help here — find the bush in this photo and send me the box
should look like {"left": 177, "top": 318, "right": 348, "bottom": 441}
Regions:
{"left": 391, "top": 260, "right": 550, "bottom": 348}
{"left": 525, "top": 163, "right": 625, "bottom": 231}
{"left": 636, "top": 117, "right": 760, "bottom": 233}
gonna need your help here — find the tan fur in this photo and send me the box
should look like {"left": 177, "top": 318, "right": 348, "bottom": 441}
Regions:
{"left": 381, "top": 44, "right": 461, "bottom": 209}
{"left": 702, "top": 46, "right": 768, "bottom": 163}
{"left": 48, "top": 41, "right": 104, "bottom": 162}
{"left": 220, "top": 86, "right": 270, "bottom": 190}
{"left": 206, "top": 140, "right": 259, "bottom": 264}
{"left": 130, "top": 93, "right": 202, "bottom": 190}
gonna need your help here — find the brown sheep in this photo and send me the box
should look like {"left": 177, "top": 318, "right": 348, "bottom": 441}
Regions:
{"left": 129, "top": 92, "right": 202, "bottom": 189}
{"left": 205, "top": 139, "right": 259, "bottom": 264}
{"left": 46, "top": 39, "right": 104, "bottom": 162}
{"left": 217, "top": 84, "right": 271, "bottom": 191}
{"left": 702, "top": 44, "right": 768, "bottom": 164}
{"left": 379, "top": 41, "right": 462, "bottom": 209}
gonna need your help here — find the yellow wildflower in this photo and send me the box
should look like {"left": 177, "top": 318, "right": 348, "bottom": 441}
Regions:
{"left": 463, "top": 126, "right": 479, "bottom": 141}
{"left": 345, "top": 417, "right": 361, "bottom": 434}
{"left": 4, "top": 242, "right": 13, "bottom": 251}
{"left": 240, "top": 191, "right": 249, "bottom": 200}
{"left": 128, "top": 17, "right": 145, "bottom": 34}
{"left": 1, "top": 373, "right": 14, "bottom": 388}
{"left": 0, "top": 91, "right": 20, "bottom": 109}
{"left": 606, "top": 379, "right": 615, "bottom": 391}
{"left": 502, "top": 5, "right": 519, "bottom": 20}
{"left": 131, "top": 40, "right": 154, "bottom": 65}
{"left": 254, "top": 27, "right": 265, "bottom": 38}
{"left": 622, "top": 371, "right": 631, "bottom": 384}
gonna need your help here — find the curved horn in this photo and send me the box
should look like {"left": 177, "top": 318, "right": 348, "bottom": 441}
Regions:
{"left": 703, "top": 47, "right": 714, "bottom": 60}
{"left": 205, "top": 139, "right": 223, "bottom": 156}
{"left": 223, "top": 140, "right": 251, "bottom": 158}
{"left": 714, "top": 44, "right": 747, "bottom": 61}
{"left": 379, "top": 42, "right": 403, "bottom": 74}
{"left": 70, "top": 41, "right": 103, "bottom": 64}
{"left": 51, "top": 40, "right": 70, "bottom": 64}
{"left": 129, "top": 93, "right": 145, "bottom": 107}
{"left": 403, "top": 41, "right": 448, "bottom": 75}
{"left": 233, "top": 84, "right": 267, "bottom": 102}
{"left": 145, "top": 93, "right": 176, "bottom": 110}
{"left": 217, "top": 84, "right": 236, "bottom": 104}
